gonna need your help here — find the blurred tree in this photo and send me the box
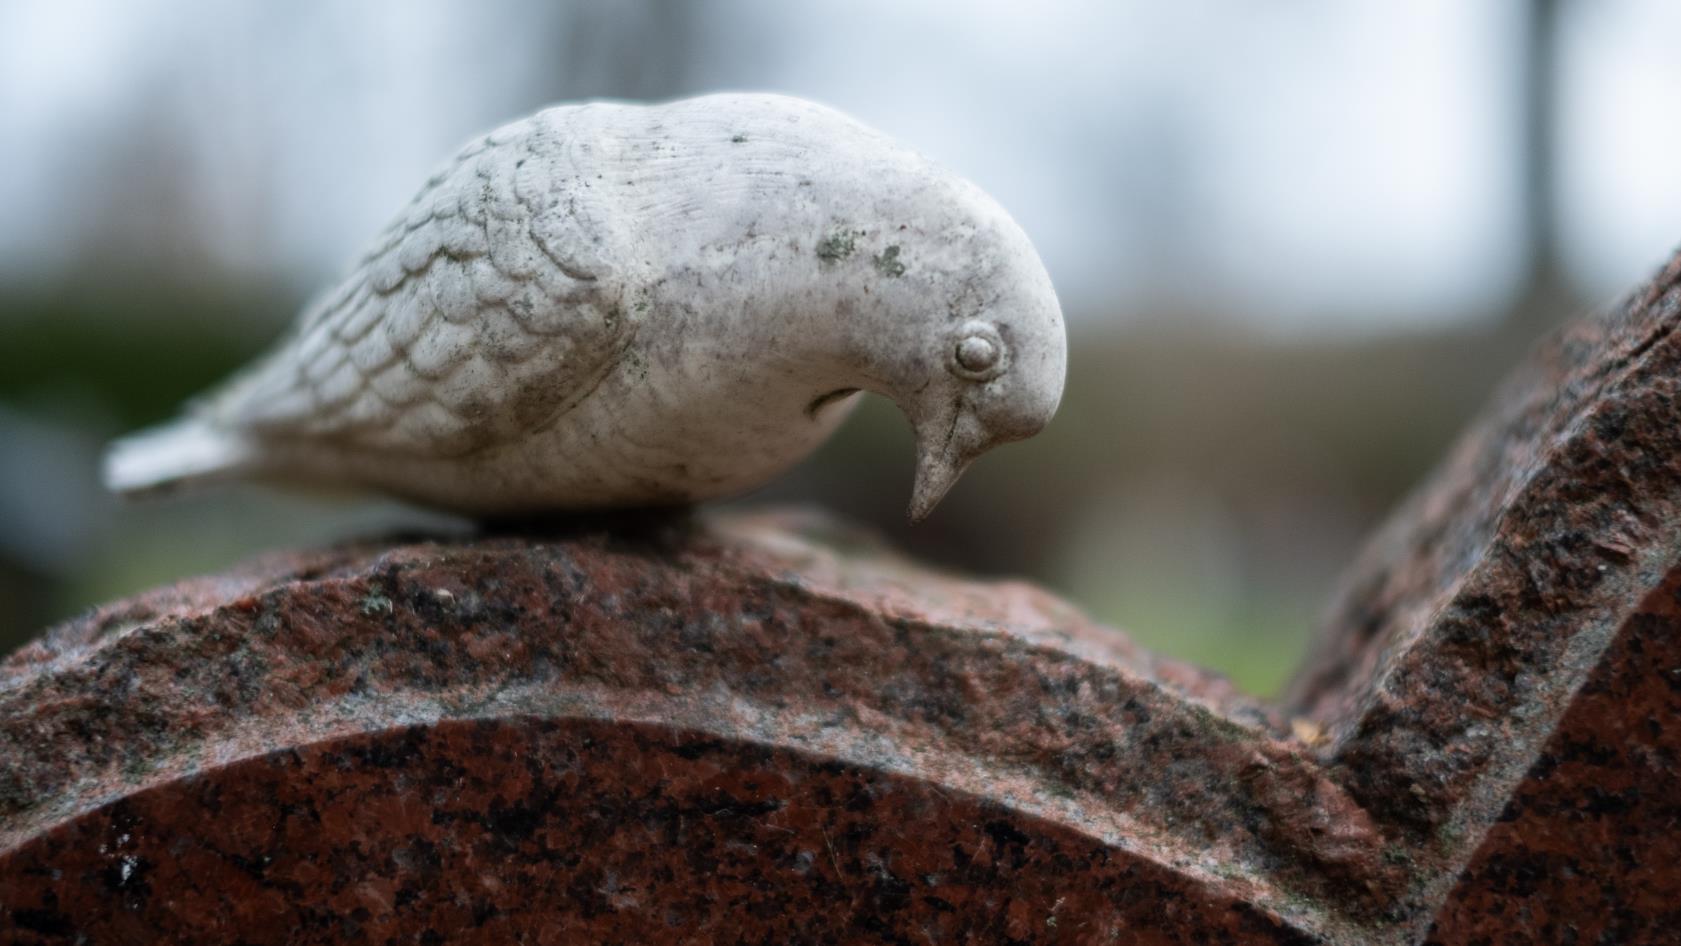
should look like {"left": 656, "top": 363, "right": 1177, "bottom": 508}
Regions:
{"left": 534, "top": 0, "right": 699, "bottom": 103}
{"left": 74, "top": 86, "right": 227, "bottom": 282}
{"left": 1509, "top": 0, "right": 1584, "bottom": 330}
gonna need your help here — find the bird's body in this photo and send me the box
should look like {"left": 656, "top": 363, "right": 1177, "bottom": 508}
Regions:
{"left": 106, "top": 93, "right": 1066, "bottom": 520}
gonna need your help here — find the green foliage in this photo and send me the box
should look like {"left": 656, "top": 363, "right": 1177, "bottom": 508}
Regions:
{"left": 0, "top": 281, "right": 289, "bottom": 427}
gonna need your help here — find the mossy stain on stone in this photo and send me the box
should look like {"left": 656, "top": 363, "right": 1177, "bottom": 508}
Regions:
{"left": 816, "top": 230, "right": 861, "bottom": 263}
{"left": 360, "top": 589, "right": 394, "bottom": 617}
{"left": 873, "top": 244, "right": 906, "bottom": 278}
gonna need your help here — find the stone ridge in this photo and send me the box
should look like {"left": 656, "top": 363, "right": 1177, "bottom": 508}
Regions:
{"left": 4, "top": 508, "right": 1396, "bottom": 944}
{"left": 1286, "top": 247, "right": 1681, "bottom": 940}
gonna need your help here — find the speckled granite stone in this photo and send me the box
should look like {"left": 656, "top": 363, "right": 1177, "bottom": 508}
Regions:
{"left": 1422, "top": 567, "right": 1681, "bottom": 944}
{"left": 1, "top": 510, "right": 1340, "bottom": 944}
{"left": 5, "top": 249, "right": 1681, "bottom": 943}
{"left": 4, "top": 718, "right": 1315, "bottom": 944}
{"left": 1286, "top": 247, "right": 1681, "bottom": 941}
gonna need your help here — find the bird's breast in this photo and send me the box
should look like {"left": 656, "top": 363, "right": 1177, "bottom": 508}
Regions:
{"left": 564, "top": 350, "right": 856, "bottom": 498}
{"left": 407, "top": 343, "right": 859, "bottom": 514}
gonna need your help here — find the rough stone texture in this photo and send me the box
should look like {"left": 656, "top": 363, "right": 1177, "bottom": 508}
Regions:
{"left": 1285, "top": 247, "right": 1681, "bottom": 942}
{"left": 1422, "top": 569, "right": 1681, "bottom": 943}
{"left": 5, "top": 251, "right": 1681, "bottom": 942}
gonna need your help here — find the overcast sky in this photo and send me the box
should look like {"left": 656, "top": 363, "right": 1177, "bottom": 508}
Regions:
{"left": 1, "top": 0, "right": 1678, "bottom": 332}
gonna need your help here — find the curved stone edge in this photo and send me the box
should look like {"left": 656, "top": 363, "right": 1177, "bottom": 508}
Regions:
{"left": 2, "top": 717, "right": 1321, "bottom": 945}
{"left": 1, "top": 509, "right": 1400, "bottom": 941}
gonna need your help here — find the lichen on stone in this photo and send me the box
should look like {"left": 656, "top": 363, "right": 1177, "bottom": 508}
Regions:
{"left": 360, "top": 590, "right": 394, "bottom": 617}
{"left": 873, "top": 244, "right": 906, "bottom": 277}
{"left": 815, "top": 230, "right": 859, "bottom": 262}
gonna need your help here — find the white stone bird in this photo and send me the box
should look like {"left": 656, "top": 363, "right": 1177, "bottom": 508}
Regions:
{"left": 104, "top": 93, "right": 1066, "bottom": 522}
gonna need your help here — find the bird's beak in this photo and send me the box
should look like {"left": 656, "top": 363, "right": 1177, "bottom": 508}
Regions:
{"left": 909, "top": 416, "right": 981, "bottom": 524}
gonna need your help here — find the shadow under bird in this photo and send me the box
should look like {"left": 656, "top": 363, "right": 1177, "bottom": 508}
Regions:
{"left": 104, "top": 93, "right": 1067, "bottom": 522}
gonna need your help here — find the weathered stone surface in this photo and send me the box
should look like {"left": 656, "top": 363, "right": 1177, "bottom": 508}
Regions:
{"left": 2, "top": 510, "right": 1339, "bottom": 944}
{"left": 5, "top": 250, "right": 1681, "bottom": 943}
{"left": 1422, "top": 569, "right": 1681, "bottom": 943}
{"left": 1287, "top": 249, "right": 1681, "bottom": 942}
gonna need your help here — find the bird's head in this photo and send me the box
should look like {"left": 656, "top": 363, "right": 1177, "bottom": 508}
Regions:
{"left": 902, "top": 307, "right": 1065, "bottom": 523}
{"left": 844, "top": 170, "right": 1067, "bottom": 523}
{"left": 693, "top": 94, "right": 1066, "bottom": 521}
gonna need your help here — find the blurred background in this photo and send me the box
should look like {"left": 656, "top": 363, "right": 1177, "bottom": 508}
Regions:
{"left": 2, "top": 0, "right": 1678, "bottom": 695}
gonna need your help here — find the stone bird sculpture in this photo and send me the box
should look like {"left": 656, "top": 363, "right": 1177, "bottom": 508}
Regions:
{"left": 104, "top": 93, "right": 1067, "bottom": 522}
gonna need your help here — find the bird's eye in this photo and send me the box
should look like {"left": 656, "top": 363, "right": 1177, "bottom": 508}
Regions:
{"left": 956, "top": 336, "right": 998, "bottom": 373}
{"left": 949, "top": 321, "right": 1006, "bottom": 381}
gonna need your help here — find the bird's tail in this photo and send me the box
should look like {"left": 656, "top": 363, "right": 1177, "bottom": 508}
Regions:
{"left": 103, "top": 418, "right": 257, "bottom": 499}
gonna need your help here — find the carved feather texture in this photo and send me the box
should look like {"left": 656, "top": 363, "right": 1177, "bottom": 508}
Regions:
{"left": 218, "top": 109, "right": 628, "bottom": 458}
{"left": 106, "top": 93, "right": 1068, "bottom": 518}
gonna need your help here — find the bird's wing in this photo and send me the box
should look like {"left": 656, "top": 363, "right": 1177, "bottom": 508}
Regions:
{"left": 211, "top": 110, "right": 631, "bottom": 458}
